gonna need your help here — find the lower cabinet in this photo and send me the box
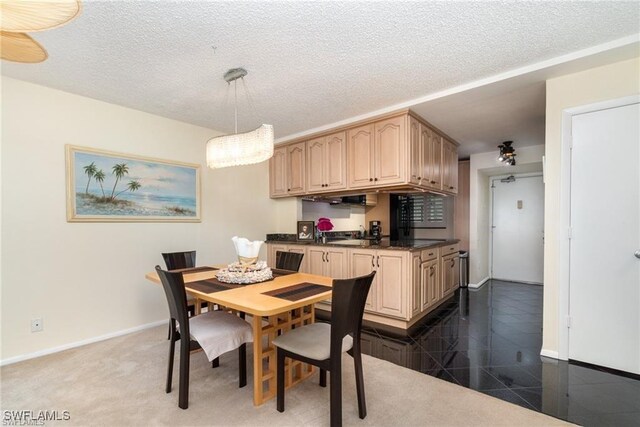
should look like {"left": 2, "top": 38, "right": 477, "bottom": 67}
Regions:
{"left": 266, "top": 242, "right": 459, "bottom": 328}
{"left": 421, "top": 257, "right": 440, "bottom": 311}
{"left": 307, "top": 246, "right": 348, "bottom": 278}
{"left": 441, "top": 251, "right": 460, "bottom": 298}
{"left": 350, "top": 249, "right": 408, "bottom": 319}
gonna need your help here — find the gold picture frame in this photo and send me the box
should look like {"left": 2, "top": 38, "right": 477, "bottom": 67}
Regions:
{"left": 65, "top": 145, "right": 201, "bottom": 222}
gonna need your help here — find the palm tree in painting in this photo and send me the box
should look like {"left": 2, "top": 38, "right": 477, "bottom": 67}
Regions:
{"left": 93, "top": 169, "right": 106, "bottom": 197}
{"left": 83, "top": 162, "right": 97, "bottom": 194}
{"left": 109, "top": 163, "right": 129, "bottom": 200}
{"left": 113, "top": 179, "right": 142, "bottom": 200}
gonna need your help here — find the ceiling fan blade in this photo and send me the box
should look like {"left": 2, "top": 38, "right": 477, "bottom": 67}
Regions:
{"left": 1, "top": 31, "right": 47, "bottom": 63}
{"left": 1, "top": 0, "right": 81, "bottom": 32}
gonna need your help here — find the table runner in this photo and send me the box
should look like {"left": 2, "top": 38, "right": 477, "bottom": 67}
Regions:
{"left": 186, "top": 268, "right": 296, "bottom": 294}
{"left": 175, "top": 266, "right": 219, "bottom": 274}
{"left": 262, "top": 282, "right": 332, "bottom": 301}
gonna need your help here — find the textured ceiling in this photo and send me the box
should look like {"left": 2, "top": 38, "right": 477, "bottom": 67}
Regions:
{"left": 2, "top": 1, "right": 639, "bottom": 155}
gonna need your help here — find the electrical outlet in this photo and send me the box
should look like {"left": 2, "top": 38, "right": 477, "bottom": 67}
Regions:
{"left": 31, "top": 318, "right": 43, "bottom": 332}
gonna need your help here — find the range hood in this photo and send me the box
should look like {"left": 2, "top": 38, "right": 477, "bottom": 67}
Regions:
{"left": 301, "top": 194, "right": 378, "bottom": 206}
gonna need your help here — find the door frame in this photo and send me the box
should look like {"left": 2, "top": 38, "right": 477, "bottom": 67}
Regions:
{"left": 489, "top": 172, "right": 544, "bottom": 284}
{"left": 557, "top": 94, "right": 640, "bottom": 361}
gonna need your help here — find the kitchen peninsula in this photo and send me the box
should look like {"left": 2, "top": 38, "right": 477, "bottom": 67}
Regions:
{"left": 266, "top": 237, "right": 460, "bottom": 329}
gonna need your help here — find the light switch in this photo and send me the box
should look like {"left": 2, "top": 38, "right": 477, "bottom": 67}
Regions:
{"left": 517, "top": 200, "right": 523, "bottom": 209}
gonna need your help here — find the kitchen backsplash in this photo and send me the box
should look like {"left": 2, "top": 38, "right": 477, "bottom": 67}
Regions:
{"left": 301, "top": 200, "right": 365, "bottom": 230}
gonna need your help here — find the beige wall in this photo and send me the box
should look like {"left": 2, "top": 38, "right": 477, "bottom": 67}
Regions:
{"left": 542, "top": 57, "right": 640, "bottom": 356}
{"left": 301, "top": 201, "right": 365, "bottom": 231}
{"left": 0, "top": 77, "right": 288, "bottom": 362}
{"left": 468, "top": 145, "right": 545, "bottom": 285}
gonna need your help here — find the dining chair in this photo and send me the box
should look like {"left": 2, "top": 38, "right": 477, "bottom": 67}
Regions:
{"left": 155, "top": 266, "right": 253, "bottom": 410}
{"left": 273, "top": 272, "right": 376, "bottom": 427}
{"left": 161, "top": 250, "right": 205, "bottom": 340}
{"left": 275, "top": 251, "right": 304, "bottom": 272}
{"left": 162, "top": 250, "right": 196, "bottom": 271}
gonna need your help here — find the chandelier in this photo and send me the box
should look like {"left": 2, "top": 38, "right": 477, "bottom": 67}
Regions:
{"left": 206, "top": 68, "right": 274, "bottom": 169}
{"left": 497, "top": 141, "right": 516, "bottom": 166}
{"left": 0, "top": 0, "right": 81, "bottom": 63}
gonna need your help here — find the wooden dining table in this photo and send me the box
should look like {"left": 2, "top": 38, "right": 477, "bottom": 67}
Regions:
{"left": 145, "top": 266, "right": 333, "bottom": 406}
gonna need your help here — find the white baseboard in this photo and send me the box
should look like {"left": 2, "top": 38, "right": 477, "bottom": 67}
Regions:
{"left": 540, "top": 348, "right": 560, "bottom": 360}
{"left": 0, "top": 319, "right": 167, "bottom": 367}
{"left": 468, "top": 276, "right": 490, "bottom": 289}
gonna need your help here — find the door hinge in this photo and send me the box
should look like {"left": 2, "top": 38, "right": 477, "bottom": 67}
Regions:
{"left": 566, "top": 315, "right": 572, "bottom": 328}
{"left": 567, "top": 227, "right": 572, "bottom": 240}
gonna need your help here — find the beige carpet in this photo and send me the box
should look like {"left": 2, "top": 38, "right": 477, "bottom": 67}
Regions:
{"left": 1, "top": 326, "right": 571, "bottom": 426}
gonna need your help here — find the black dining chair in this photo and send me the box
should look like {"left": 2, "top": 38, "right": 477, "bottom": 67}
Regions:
{"left": 155, "top": 266, "right": 253, "bottom": 410}
{"left": 162, "top": 251, "right": 196, "bottom": 271}
{"left": 273, "top": 272, "right": 376, "bottom": 427}
{"left": 275, "top": 251, "right": 304, "bottom": 272}
{"left": 161, "top": 251, "right": 206, "bottom": 340}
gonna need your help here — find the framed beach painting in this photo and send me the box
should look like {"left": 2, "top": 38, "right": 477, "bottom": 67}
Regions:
{"left": 66, "top": 145, "right": 201, "bottom": 222}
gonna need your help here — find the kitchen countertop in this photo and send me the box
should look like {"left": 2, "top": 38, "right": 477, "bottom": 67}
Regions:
{"left": 265, "top": 238, "right": 460, "bottom": 251}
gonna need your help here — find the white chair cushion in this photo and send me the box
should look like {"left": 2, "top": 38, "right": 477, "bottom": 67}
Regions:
{"left": 189, "top": 311, "right": 253, "bottom": 362}
{"left": 272, "top": 322, "right": 353, "bottom": 361}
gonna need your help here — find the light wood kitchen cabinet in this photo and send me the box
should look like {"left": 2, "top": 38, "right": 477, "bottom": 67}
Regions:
{"left": 269, "top": 146, "right": 287, "bottom": 197}
{"left": 409, "top": 116, "right": 422, "bottom": 185}
{"left": 306, "top": 246, "right": 348, "bottom": 279}
{"left": 411, "top": 120, "right": 443, "bottom": 191}
{"left": 376, "top": 250, "right": 408, "bottom": 319}
{"left": 269, "top": 142, "right": 306, "bottom": 198}
{"left": 411, "top": 254, "right": 422, "bottom": 317}
{"left": 287, "top": 142, "right": 306, "bottom": 195}
{"left": 306, "top": 131, "right": 347, "bottom": 193}
{"left": 349, "top": 248, "right": 408, "bottom": 319}
{"left": 348, "top": 115, "right": 406, "bottom": 189}
{"left": 348, "top": 124, "right": 375, "bottom": 189}
{"left": 421, "top": 257, "right": 440, "bottom": 311}
{"left": 374, "top": 116, "right": 406, "bottom": 186}
{"left": 441, "top": 252, "right": 459, "bottom": 298}
{"left": 271, "top": 110, "right": 459, "bottom": 199}
{"left": 425, "top": 127, "right": 443, "bottom": 191}
{"left": 442, "top": 138, "right": 458, "bottom": 194}
{"left": 350, "top": 249, "right": 377, "bottom": 312}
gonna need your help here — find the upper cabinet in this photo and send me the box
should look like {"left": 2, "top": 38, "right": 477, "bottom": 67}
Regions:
{"left": 348, "top": 116, "right": 406, "bottom": 189}
{"left": 442, "top": 138, "right": 458, "bottom": 194}
{"left": 307, "top": 131, "right": 347, "bottom": 193}
{"left": 348, "top": 124, "right": 375, "bottom": 189}
{"left": 270, "top": 142, "right": 306, "bottom": 198}
{"left": 375, "top": 116, "right": 406, "bottom": 186}
{"left": 269, "top": 110, "right": 458, "bottom": 198}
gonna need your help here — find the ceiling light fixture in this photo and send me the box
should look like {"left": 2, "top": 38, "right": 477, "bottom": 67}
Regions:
{"left": 206, "top": 68, "right": 274, "bottom": 169}
{"left": 497, "top": 141, "right": 517, "bottom": 166}
{"left": 0, "top": 0, "right": 81, "bottom": 63}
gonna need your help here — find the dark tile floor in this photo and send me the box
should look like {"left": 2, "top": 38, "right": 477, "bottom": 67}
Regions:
{"left": 360, "top": 280, "right": 640, "bottom": 426}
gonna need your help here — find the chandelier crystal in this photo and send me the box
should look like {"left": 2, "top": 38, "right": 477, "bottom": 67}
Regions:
{"left": 206, "top": 68, "right": 274, "bottom": 169}
{"left": 206, "top": 124, "right": 274, "bottom": 169}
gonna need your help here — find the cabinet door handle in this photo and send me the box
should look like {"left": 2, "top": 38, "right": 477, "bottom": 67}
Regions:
{"left": 374, "top": 177, "right": 378, "bottom": 181}
{"left": 287, "top": 189, "right": 291, "bottom": 191}
{"left": 430, "top": 180, "right": 436, "bottom": 184}
{"left": 449, "top": 186, "right": 455, "bottom": 190}
{"left": 369, "top": 178, "right": 373, "bottom": 182}
{"left": 430, "top": 266, "right": 435, "bottom": 276}
{"left": 417, "top": 176, "right": 421, "bottom": 180}
{"left": 376, "top": 255, "right": 380, "bottom": 268}
{"left": 371, "top": 256, "right": 375, "bottom": 268}
{"left": 323, "top": 252, "right": 327, "bottom": 262}
{"left": 451, "top": 259, "right": 455, "bottom": 267}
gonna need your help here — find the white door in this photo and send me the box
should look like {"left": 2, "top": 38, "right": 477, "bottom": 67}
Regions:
{"left": 569, "top": 102, "right": 640, "bottom": 374}
{"left": 491, "top": 175, "right": 544, "bottom": 283}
